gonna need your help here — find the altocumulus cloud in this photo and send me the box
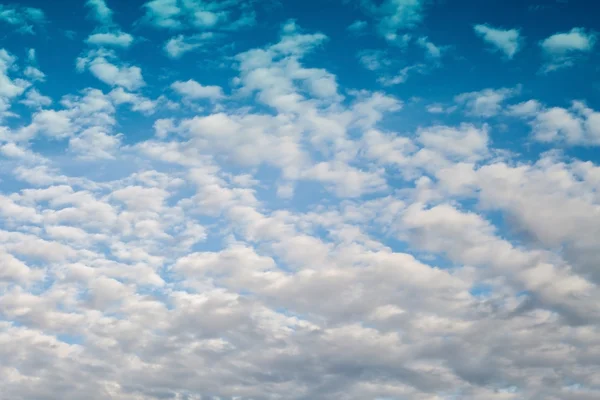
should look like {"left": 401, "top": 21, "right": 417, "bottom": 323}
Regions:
{"left": 0, "top": 1, "right": 600, "bottom": 400}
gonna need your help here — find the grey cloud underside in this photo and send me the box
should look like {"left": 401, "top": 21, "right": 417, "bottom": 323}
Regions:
{"left": 1, "top": 5, "right": 600, "bottom": 400}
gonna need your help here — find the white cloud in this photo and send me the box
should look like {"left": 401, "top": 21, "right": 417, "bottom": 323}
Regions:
{"left": 108, "top": 87, "right": 158, "bottom": 114}
{"left": 141, "top": 0, "right": 256, "bottom": 31}
{"left": 0, "top": 4, "right": 45, "bottom": 34}
{"left": 416, "top": 36, "right": 445, "bottom": 58}
{"left": 163, "top": 33, "right": 213, "bottom": 58}
{"left": 0, "top": 49, "right": 31, "bottom": 118}
{"left": 77, "top": 50, "right": 145, "bottom": 90}
{"left": 85, "top": 0, "right": 113, "bottom": 25}
{"left": 540, "top": 28, "right": 597, "bottom": 72}
{"left": 474, "top": 24, "right": 522, "bottom": 59}
{"left": 455, "top": 86, "right": 521, "bottom": 117}
{"left": 86, "top": 32, "right": 134, "bottom": 48}
{"left": 68, "top": 127, "right": 122, "bottom": 160}
{"left": 360, "top": 0, "right": 426, "bottom": 42}
{"left": 347, "top": 20, "right": 367, "bottom": 33}
{"left": 358, "top": 49, "right": 391, "bottom": 71}
{"left": 171, "top": 79, "right": 224, "bottom": 100}
{"left": 541, "top": 27, "right": 596, "bottom": 55}
{"left": 511, "top": 100, "right": 600, "bottom": 145}
{"left": 506, "top": 99, "right": 541, "bottom": 117}
{"left": 23, "top": 66, "right": 45, "bottom": 81}
{"left": 20, "top": 88, "right": 52, "bottom": 108}
{"left": 3, "top": 16, "right": 600, "bottom": 400}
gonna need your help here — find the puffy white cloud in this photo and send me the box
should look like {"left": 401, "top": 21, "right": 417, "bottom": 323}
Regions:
{"left": 23, "top": 66, "right": 45, "bottom": 81}
{"left": 86, "top": 32, "right": 134, "bottom": 48}
{"left": 474, "top": 24, "right": 522, "bottom": 59}
{"left": 347, "top": 19, "right": 367, "bottom": 33}
{"left": 141, "top": 0, "right": 256, "bottom": 31}
{"left": 0, "top": 49, "right": 31, "bottom": 118}
{"left": 509, "top": 99, "right": 600, "bottom": 145}
{"left": 171, "top": 79, "right": 224, "bottom": 100}
{"left": 163, "top": 33, "right": 214, "bottom": 58}
{"left": 68, "top": 127, "right": 122, "bottom": 160}
{"left": 85, "top": 0, "right": 113, "bottom": 25}
{"left": 540, "top": 28, "right": 597, "bottom": 72}
{"left": 455, "top": 86, "right": 521, "bottom": 117}
{"left": 20, "top": 88, "right": 52, "bottom": 108}
{"left": 3, "top": 15, "right": 600, "bottom": 400}
{"left": 0, "top": 4, "right": 45, "bottom": 34}
{"left": 541, "top": 27, "right": 596, "bottom": 55}
{"left": 416, "top": 36, "right": 445, "bottom": 58}
{"left": 77, "top": 50, "right": 145, "bottom": 90}
{"left": 360, "top": 0, "right": 426, "bottom": 42}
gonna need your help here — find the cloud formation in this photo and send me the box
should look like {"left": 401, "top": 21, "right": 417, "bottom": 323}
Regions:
{"left": 0, "top": 1, "right": 599, "bottom": 399}
{"left": 474, "top": 24, "right": 523, "bottom": 59}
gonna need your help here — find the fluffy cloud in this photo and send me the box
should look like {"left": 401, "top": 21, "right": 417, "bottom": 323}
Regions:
{"left": 455, "top": 86, "right": 521, "bottom": 117}
{"left": 1, "top": 4, "right": 600, "bottom": 400}
{"left": 416, "top": 36, "right": 445, "bottom": 58}
{"left": 0, "top": 3, "right": 45, "bottom": 34}
{"left": 511, "top": 100, "right": 600, "bottom": 145}
{"left": 77, "top": 50, "right": 145, "bottom": 90}
{"left": 474, "top": 23, "right": 523, "bottom": 59}
{"left": 360, "top": 0, "right": 426, "bottom": 42}
{"left": 86, "top": 32, "right": 134, "bottom": 48}
{"left": 141, "top": 0, "right": 256, "bottom": 31}
{"left": 540, "top": 27, "right": 597, "bottom": 72}
{"left": 347, "top": 19, "right": 367, "bottom": 33}
{"left": 163, "top": 32, "right": 215, "bottom": 58}
{"left": 171, "top": 79, "right": 224, "bottom": 100}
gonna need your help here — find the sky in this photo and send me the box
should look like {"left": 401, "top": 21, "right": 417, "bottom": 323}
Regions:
{"left": 0, "top": 0, "right": 599, "bottom": 399}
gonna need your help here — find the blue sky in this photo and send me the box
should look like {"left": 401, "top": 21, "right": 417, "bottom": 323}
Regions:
{"left": 1, "top": 0, "right": 600, "bottom": 399}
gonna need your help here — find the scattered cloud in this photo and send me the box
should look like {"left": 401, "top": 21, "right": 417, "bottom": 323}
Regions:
{"left": 455, "top": 86, "right": 521, "bottom": 117}
{"left": 416, "top": 36, "right": 446, "bottom": 59}
{"left": 474, "top": 23, "right": 523, "bottom": 59}
{"left": 0, "top": 3, "right": 45, "bottom": 34}
{"left": 141, "top": 0, "right": 257, "bottom": 31}
{"left": 76, "top": 50, "right": 145, "bottom": 90}
{"left": 359, "top": 0, "right": 427, "bottom": 42}
{"left": 540, "top": 27, "right": 596, "bottom": 72}
{"left": 1, "top": 3, "right": 600, "bottom": 400}
{"left": 171, "top": 79, "right": 224, "bottom": 100}
{"left": 347, "top": 19, "right": 368, "bottom": 33}
{"left": 163, "top": 33, "right": 214, "bottom": 58}
{"left": 511, "top": 99, "right": 600, "bottom": 145}
{"left": 86, "top": 32, "right": 134, "bottom": 48}
{"left": 85, "top": 0, "right": 113, "bottom": 25}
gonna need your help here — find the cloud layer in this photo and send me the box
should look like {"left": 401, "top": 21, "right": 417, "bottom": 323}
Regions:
{"left": 0, "top": 1, "right": 599, "bottom": 399}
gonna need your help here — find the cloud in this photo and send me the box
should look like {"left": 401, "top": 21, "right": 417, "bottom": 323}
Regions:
{"left": 358, "top": 49, "right": 391, "bottom": 71}
{"left": 85, "top": 0, "right": 113, "bottom": 25}
{"left": 3, "top": 10, "right": 600, "bottom": 400}
{"left": 77, "top": 50, "right": 145, "bottom": 90}
{"left": 23, "top": 66, "right": 45, "bottom": 81}
{"left": 416, "top": 36, "right": 445, "bottom": 58}
{"left": 163, "top": 33, "right": 214, "bottom": 58}
{"left": 347, "top": 19, "right": 367, "bottom": 33}
{"left": 358, "top": 49, "right": 426, "bottom": 85}
{"left": 171, "top": 79, "right": 224, "bottom": 100}
{"left": 0, "top": 49, "right": 31, "bottom": 118}
{"left": 68, "top": 127, "right": 122, "bottom": 160}
{"left": 86, "top": 32, "right": 134, "bottom": 48}
{"left": 359, "top": 0, "right": 426, "bottom": 42}
{"left": 474, "top": 24, "right": 522, "bottom": 59}
{"left": 510, "top": 100, "right": 600, "bottom": 145}
{"left": 0, "top": 4, "right": 45, "bottom": 34}
{"left": 540, "top": 27, "right": 596, "bottom": 72}
{"left": 20, "top": 88, "right": 52, "bottom": 109}
{"left": 455, "top": 86, "right": 521, "bottom": 117}
{"left": 141, "top": 0, "right": 256, "bottom": 31}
